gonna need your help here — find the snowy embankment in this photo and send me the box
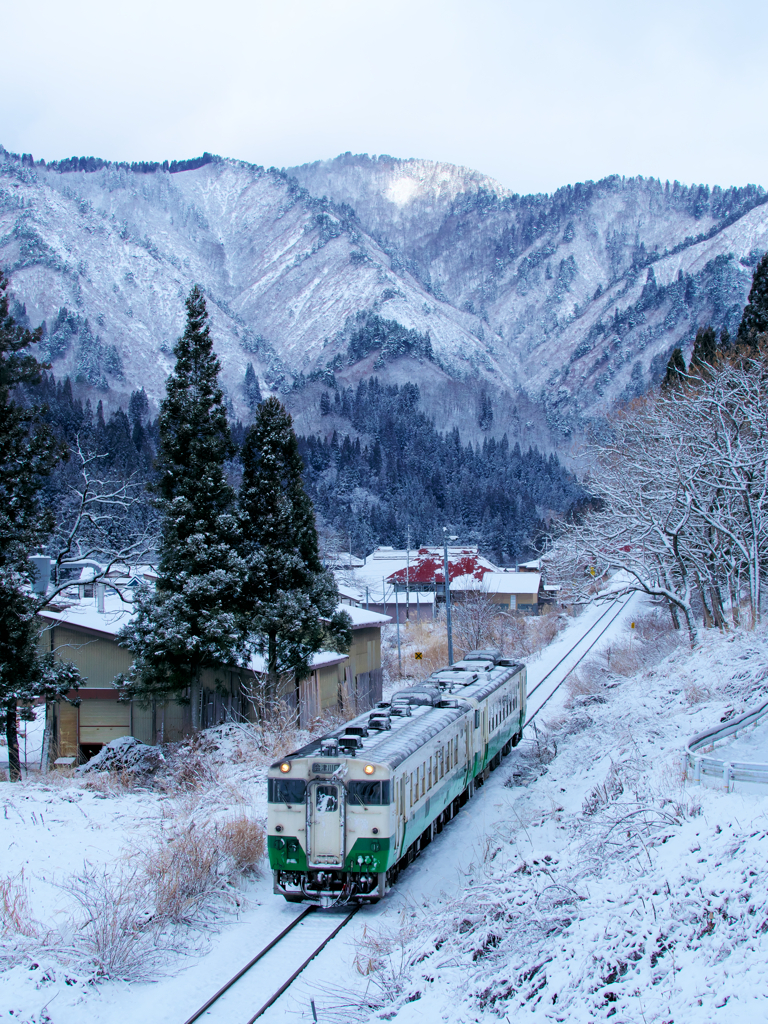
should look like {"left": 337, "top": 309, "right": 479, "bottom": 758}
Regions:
{"left": 3, "top": 611, "right": 768, "bottom": 1023}
{"left": 331, "top": 613, "right": 768, "bottom": 1023}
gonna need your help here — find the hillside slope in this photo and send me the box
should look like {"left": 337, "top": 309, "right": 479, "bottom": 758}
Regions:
{"left": 2, "top": 147, "right": 767, "bottom": 440}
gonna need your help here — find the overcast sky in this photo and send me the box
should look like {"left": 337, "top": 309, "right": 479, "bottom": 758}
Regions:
{"left": 4, "top": 0, "right": 767, "bottom": 194}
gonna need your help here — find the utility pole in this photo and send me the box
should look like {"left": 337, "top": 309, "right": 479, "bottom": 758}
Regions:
{"left": 406, "top": 524, "right": 411, "bottom": 621}
{"left": 394, "top": 583, "right": 402, "bottom": 675}
{"left": 443, "top": 528, "right": 455, "bottom": 665}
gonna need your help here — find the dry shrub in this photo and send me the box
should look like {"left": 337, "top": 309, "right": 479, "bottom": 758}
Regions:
{"left": 582, "top": 761, "right": 624, "bottom": 816}
{"left": 82, "top": 768, "right": 142, "bottom": 796}
{"left": 249, "top": 699, "right": 301, "bottom": 761}
{"left": 219, "top": 814, "right": 266, "bottom": 874}
{"left": 353, "top": 916, "right": 422, "bottom": 1002}
{"left": 399, "top": 619, "right": 449, "bottom": 681}
{"left": 143, "top": 822, "right": 239, "bottom": 925}
{"left": 167, "top": 750, "right": 221, "bottom": 792}
{"left": 604, "top": 641, "right": 645, "bottom": 677}
{"left": 392, "top": 606, "right": 568, "bottom": 686}
{"left": 0, "top": 871, "right": 38, "bottom": 938}
{"left": 61, "top": 866, "right": 176, "bottom": 981}
{"left": 564, "top": 658, "right": 606, "bottom": 707}
{"left": 684, "top": 681, "right": 711, "bottom": 705}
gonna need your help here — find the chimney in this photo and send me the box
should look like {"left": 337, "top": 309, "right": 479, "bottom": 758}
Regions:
{"left": 96, "top": 583, "right": 106, "bottom": 613}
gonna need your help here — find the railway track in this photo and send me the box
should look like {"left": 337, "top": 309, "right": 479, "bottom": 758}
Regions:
{"left": 524, "top": 593, "right": 634, "bottom": 726}
{"left": 183, "top": 597, "right": 632, "bottom": 1024}
{"left": 182, "top": 905, "right": 359, "bottom": 1024}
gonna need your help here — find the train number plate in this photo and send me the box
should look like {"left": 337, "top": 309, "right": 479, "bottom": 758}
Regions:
{"left": 312, "top": 762, "right": 340, "bottom": 774}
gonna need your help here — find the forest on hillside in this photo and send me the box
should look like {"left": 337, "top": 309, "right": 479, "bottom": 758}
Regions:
{"left": 20, "top": 373, "right": 585, "bottom": 565}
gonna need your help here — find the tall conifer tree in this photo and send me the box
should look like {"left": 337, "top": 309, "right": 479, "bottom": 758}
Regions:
{"left": 119, "top": 287, "right": 244, "bottom": 728}
{"left": 737, "top": 253, "right": 768, "bottom": 349}
{"left": 0, "top": 273, "right": 79, "bottom": 779}
{"left": 239, "top": 397, "right": 351, "bottom": 707}
{"left": 661, "top": 347, "right": 687, "bottom": 390}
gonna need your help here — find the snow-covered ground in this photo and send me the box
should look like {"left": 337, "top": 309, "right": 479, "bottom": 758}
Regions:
{"left": 4, "top": 605, "right": 768, "bottom": 1023}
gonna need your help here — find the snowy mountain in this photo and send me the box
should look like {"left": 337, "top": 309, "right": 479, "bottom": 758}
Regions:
{"left": 2, "top": 146, "right": 767, "bottom": 442}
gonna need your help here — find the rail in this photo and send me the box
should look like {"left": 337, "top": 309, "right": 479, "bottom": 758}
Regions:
{"left": 525, "top": 595, "right": 632, "bottom": 726}
{"left": 685, "top": 699, "right": 768, "bottom": 791}
{"left": 182, "top": 905, "right": 359, "bottom": 1024}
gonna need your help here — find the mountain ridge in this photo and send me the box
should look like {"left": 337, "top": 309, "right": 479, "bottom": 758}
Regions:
{"left": 1, "top": 144, "right": 766, "bottom": 447}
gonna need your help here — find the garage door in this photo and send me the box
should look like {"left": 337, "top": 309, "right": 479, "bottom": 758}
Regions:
{"left": 79, "top": 700, "right": 131, "bottom": 744}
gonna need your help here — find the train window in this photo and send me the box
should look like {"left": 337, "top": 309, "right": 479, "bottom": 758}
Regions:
{"left": 348, "top": 780, "right": 391, "bottom": 805}
{"left": 422, "top": 763, "right": 426, "bottom": 797}
{"left": 268, "top": 779, "right": 307, "bottom": 804}
{"left": 429, "top": 757, "right": 433, "bottom": 789}
{"left": 316, "top": 785, "right": 339, "bottom": 812}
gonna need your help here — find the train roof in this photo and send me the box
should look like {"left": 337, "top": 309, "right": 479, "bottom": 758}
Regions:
{"left": 273, "top": 658, "right": 525, "bottom": 772}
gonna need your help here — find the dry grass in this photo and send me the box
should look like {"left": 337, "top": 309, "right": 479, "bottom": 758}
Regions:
{"left": 684, "top": 681, "right": 712, "bottom": 705}
{"left": 565, "top": 609, "right": 683, "bottom": 706}
{"left": 353, "top": 915, "right": 423, "bottom": 1002}
{"left": 60, "top": 866, "right": 176, "bottom": 982}
{"left": 389, "top": 608, "right": 569, "bottom": 686}
{"left": 219, "top": 813, "right": 266, "bottom": 875}
{"left": 142, "top": 819, "right": 249, "bottom": 925}
{"left": 0, "top": 871, "right": 38, "bottom": 938}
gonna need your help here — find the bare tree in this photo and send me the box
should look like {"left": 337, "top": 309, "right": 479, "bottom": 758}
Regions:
{"left": 38, "top": 437, "right": 156, "bottom": 610}
{"left": 551, "top": 350, "right": 768, "bottom": 645}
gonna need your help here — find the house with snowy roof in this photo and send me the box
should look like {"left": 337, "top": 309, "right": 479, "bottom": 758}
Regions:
{"left": 358, "top": 545, "right": 544, "bottom": 615}
{"left": 36, "top": 591, "right": 389, "bottom": 764}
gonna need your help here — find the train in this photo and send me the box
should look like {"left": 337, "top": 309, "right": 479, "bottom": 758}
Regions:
{"left": 267, "top": 648, "right": 527, "bottom": 905}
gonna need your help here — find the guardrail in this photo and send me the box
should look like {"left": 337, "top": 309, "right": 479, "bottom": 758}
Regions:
{"left": 685, "top": 699, "right": 768, "bottom": 791}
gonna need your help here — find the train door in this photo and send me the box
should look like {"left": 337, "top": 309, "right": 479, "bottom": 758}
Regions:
{"left": 307, "top": 781, "right": 345, "bottom": 867}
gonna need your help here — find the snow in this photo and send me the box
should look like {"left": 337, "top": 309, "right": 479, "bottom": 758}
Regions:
{"left": 453, "top": 571, "right": 541, "bottom": 595}
{"left": 384, "top": 177, "right": 421, "bottom": 208}
{"left": 341, "top": 605, "right": 392, "bottom": 628}
{"left": 713, "top": 725, "right": 768, "bottom": 764}
{"left": 5, "top": 605, "right": 768, "bottom": 1022}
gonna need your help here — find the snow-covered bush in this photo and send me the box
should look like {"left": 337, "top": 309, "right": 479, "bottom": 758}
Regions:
{"left": 76, "top": 735, "right": 164, "bottom": 777}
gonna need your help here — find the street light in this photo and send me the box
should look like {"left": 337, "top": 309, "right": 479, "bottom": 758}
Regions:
{"left": 443, "top": 528, "right": 458, "bottom": 665}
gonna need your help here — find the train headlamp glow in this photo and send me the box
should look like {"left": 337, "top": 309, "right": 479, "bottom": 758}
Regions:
{"left": 364, "top": 764, "right": 375, "bottom": 775}
{"left": 279, "top": 762, "right": 291, "bottom": 773}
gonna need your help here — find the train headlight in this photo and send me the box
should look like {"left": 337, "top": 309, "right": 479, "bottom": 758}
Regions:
{"left": 364, "top": 764, "right": 375, "bottom": 775}
{"left": 279, "top": 762, "right": 291, "bottom": 773}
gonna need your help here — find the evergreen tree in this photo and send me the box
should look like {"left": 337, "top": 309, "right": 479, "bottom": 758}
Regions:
{"left": 0, "top": 273, "right": 69, "bottom": 779}
{"left": 737, "top": 252, "right": 768, "bottom": 349}
{"left": 239, "top": 397, "right": 351, "bottom": 707}
{"left": 661, "top": 347, "right": 687, "bottom": 390}
{"left": 478, "top": 390, "right": 493, "bottom": 431}
{"left": 243, "top": 362, "right": 263, "bottom": 410}
{"left": 119, "top": 287, "right": 244, "bottom": 728}
{"left": 690, "top": 325, "right": 718, "bottom": 372}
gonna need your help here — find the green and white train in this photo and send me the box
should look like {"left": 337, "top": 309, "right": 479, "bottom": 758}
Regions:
{"left": 267, "top": 649, "right": 527, "bottom": 904}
